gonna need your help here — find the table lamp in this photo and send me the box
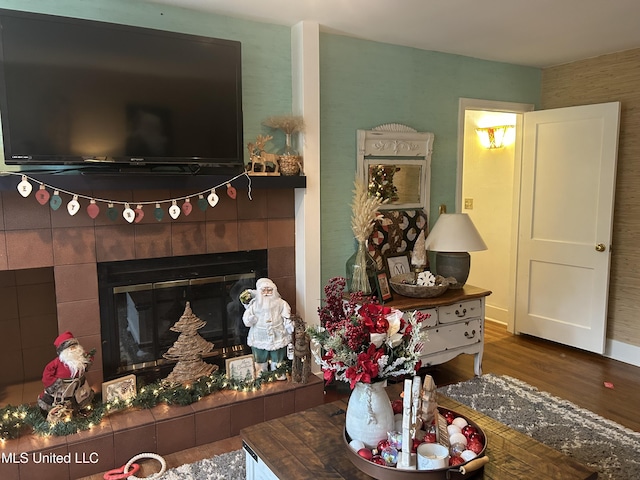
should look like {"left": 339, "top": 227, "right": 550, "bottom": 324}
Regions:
{"left": 424, "top": 213, "right": 487, "bottom": 288}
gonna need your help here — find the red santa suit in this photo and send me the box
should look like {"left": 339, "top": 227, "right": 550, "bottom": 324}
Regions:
{"left": 37, "top": 331, "right": 93, "bottom": 412}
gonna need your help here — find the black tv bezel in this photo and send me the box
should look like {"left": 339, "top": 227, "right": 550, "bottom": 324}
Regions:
{"left": 0, "top": 8, "right": 244, "bottom": 172}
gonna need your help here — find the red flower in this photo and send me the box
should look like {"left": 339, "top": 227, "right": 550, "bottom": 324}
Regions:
{"left": 344, "top": 344, "right": 384, "bottom": 389}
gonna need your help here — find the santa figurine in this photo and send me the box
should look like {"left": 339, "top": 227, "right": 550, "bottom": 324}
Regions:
{"left": 242, "top": 278, "right": 294, "bottom": 379}
{"left": 37, "top": 331, "right": 94, "bottom": 414}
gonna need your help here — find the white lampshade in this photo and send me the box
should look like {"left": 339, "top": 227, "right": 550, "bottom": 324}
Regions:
{"left": 424, "top": 213, "right": 487, "bottom": 287}
{"left": 425, "top": 213, "right": 487, "bottom": 252}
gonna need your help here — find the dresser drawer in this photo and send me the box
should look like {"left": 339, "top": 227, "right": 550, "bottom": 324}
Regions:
{"left": 423, "top": 318, "right": 482, "bottom": 352}
{"left": 438, "top": 299, "right": 482, "bottom": 324}
{"left": 406, "top": 307, "right": 438, "bottom": 328}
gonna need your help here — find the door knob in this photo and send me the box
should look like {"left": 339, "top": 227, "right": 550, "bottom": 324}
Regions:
{"left": 595, "top": 243, "right": 606, "bottom": 252}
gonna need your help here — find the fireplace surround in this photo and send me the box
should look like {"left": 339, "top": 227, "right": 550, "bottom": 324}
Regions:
{"left": 0, "top": 177, "right": 298, "bottom": 393}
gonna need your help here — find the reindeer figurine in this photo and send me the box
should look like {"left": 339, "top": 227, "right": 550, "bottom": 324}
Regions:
{"left": 247, "top": 134, "right": 280, "bottom": 175}
{"left": 291, "top": 315, "right": 311, "bottom": 384}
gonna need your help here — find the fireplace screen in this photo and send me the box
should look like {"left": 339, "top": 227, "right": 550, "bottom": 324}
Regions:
{"left": 99, "top": 251, "right": 267, "bottom": 382}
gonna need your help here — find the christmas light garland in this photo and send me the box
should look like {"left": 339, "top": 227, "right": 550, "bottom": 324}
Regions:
{"left": 0, "top": 365, "right": 289, "bottom": 441}
{"left": 2, "top": 170, "right": 253, "bottom": 223}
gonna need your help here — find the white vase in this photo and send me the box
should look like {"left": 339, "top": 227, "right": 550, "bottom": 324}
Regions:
{"left": 345, "top": 381, "right": 394, "bottom": 449}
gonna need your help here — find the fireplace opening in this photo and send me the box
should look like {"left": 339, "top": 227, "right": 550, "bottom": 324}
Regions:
{"left": 98, "top": 250, "right": 268, "bottom": 384}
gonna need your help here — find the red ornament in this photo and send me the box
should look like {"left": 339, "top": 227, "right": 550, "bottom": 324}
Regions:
{"left": 468, "top": 439, "right": 484, "bottom": 454}
{"left": 357, "top": 448, "right": 373, "bottom": 460}
{"left": 86, "top": 201, "right": 100, "bottom": 219}
{"left": 444, "top": 411, "right": 456, "bottom": 425}
{"left": 391, "top": 399, "right": 403, "bottom": 414}
{"left": 371, "top": 455, "right": 386, "bottom": 466}
{"left": 134, "top": 206, "right": 145, "bottom": 223}
{"left": 462, "top": 425, "right": 477, "bottom": 438}
{"left": 423, "top": 432, "right": 437, "bottom": 444}
{"left": 182, "top": 199, "right": 193, "bottom": 216}
{"left": 411, "top": 438, "right": 422, "bottom": 453}
{"left": 449, "top": 455, "right": 465, "bottom": 466}
{"left": 226, "top": 183, "right": 237, "bottom": 199}
{"left": 35, "top": 187, "right": 50, "bottom": 205}
{"left": 377, "top": 439, "right": 390, "bottom": 451}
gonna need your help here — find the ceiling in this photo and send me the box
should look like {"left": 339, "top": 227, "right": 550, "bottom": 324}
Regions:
{"left": 143, "top": 0, "right": 640, "bottom": 68}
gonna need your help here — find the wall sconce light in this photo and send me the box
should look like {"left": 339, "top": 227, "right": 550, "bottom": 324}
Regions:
{"left": 475, "top": 125, "right": 514, "bottom": 149}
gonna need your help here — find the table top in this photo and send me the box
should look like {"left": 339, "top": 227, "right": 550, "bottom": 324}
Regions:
{"left": 385, "top": 284, "right": 492, "bottom": 310}
{"left": 241, "top": 387, "right": 597, "bottom": 480}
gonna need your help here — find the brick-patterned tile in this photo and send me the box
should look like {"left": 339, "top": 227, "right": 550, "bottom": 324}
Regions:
{"left": 52, "top": 227, "right": 97, "bottom": 265}
{"left": 54, "top": 264, "right": 98, "bottom": 303}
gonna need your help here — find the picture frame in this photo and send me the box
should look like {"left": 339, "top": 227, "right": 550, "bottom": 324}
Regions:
{"left": 376, "top": 269, "right": 394, "bottom": 302}
{"left": 385, "top": 251, "right": 412, "bottom": 277}
{"left": 102, "top": 374, "right": 137, "bottom": 403}
{"left": 225, "top": 354, "right": 256, "bottom": 382}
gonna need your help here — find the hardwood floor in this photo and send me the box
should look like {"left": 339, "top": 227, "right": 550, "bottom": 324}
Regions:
{"left": 79, "top": 321, "right": 640, "bottom": 479}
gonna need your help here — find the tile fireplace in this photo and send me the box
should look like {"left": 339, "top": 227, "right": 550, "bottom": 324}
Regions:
{"left": 0, "top": 182, "right": 297, "bottom": 394}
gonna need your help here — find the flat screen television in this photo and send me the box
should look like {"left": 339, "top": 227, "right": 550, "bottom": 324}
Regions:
{"left": 0, "top": 9, "right": 244, "bottom": 173}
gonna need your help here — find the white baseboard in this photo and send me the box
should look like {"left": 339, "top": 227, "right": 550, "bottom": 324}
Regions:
{"left": 605, "top": 338, "right": 640, "bottom": 367}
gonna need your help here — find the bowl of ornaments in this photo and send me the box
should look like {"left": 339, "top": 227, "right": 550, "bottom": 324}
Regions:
{"left": 343, "top": 376, "right": 489, "bottom": 479}
{"left": 389, "top": 271, "right": 455, "bottom": 299}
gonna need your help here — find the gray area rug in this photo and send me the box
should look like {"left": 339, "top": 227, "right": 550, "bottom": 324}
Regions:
{"left": 439, "top": 374, "right": 640, "bottom": 480}
{"left": 154, "top": 374, "right": 639, "bottom": 479}
{"left": 155, "top": 450, "right": 245, "bottom": 480}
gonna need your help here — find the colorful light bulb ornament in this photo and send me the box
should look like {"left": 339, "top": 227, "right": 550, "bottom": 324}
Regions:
{"left": 207, "top": 189, "right": 219, "bottom": 208}
{"left": 226, "top": 183, "right": 237, "bottom": 199}
{"left": 197, "top": 194, "right": 208, "bottom": 212}
{"left": 182, "top": 198, "right": 192, "bottom": 216}
{"left": 169, "top": 200, "right": 181, "bottom": 220}
{"left": 49, "top": 191, "right": 63, "bottom": 211}
{"left": 122, "top": 203, "right": 135, "bottom": 223}
{"left": 67, "top": 195, "right": 80, "bottom": 216}
{"left": 87, "top": 200, "right": 100, "bottom": 219}
{"left": 134, "top": 205, "right": 144, "bottom": 223}
{"left": 154, "top": 203, "right": 164, "bottom": 222}
{"left": 36, "top": 184, "right": 50, "bottom": 205}
{"left": 17, "top": 175, "right": 32, "bottom": 197}
{"left": 106, "top": 203, "right": 119, "bottom": 221}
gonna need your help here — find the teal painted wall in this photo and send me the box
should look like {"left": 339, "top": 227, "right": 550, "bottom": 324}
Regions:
{"left": 0, "top": 0, "right": 293, "bottom": 165}
{"left": 319, "top": 34, "right": 541, "bottom": 285}
{"left": 0, "top": 1, "right": 542, "bottom": 292}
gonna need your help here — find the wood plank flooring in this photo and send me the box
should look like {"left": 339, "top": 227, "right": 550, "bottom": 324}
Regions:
{"left": 79, "top": 321, "right": 640, "bottom": 479}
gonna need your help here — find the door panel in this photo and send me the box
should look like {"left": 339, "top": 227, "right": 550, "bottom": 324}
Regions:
{"left": 515, "top": 102, "right": 620, "bottom": 354}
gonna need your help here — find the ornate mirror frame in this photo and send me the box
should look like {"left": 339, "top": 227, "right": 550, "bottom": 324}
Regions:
{"left": 356, "top": 123, "right": 434, "bottom": 211}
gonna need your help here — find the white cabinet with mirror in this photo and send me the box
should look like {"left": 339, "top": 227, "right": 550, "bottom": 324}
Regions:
{"left": 356, "top": 123, "right": 433, "bottom": 211}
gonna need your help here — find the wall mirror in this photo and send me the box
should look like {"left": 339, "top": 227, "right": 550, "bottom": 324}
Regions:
{"left": 357, "top": 123, "right": 433, "bottom": 211}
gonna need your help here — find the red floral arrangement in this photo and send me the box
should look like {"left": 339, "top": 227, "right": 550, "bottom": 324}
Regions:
{"left": 308, "top": 277, "right": 427, "bottom": 389}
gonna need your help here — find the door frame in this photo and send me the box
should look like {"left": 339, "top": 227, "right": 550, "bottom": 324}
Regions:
{"left": 457, "top": 98, "right": 534, "bottom": 333}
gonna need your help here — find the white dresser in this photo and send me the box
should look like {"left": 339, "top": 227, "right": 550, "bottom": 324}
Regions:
{"left": 386, "top": 285, "right": 491, "bottom": 376}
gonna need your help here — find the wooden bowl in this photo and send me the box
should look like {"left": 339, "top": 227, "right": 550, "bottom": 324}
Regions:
{"left": 389, "top": 273, "right": 450, "bottom": 298}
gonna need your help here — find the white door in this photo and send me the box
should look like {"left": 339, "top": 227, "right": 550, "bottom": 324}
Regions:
{"left": 515, "top": 102, "right": 620, "bottom": 354}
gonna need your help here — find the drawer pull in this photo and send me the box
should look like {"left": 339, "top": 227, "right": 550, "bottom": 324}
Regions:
{"left": 464, "top": 329, "right": 476, "bottom": 339}
{"left": 455, "top": 308, "right": 467, "bottom": 317}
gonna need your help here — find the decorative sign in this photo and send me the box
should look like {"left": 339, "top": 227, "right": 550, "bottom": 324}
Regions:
{"left": 225, "top": 354, "right": 256, "bottom": 382}
{"left": 102, "top": 374, "right": 137, "bottom": 403}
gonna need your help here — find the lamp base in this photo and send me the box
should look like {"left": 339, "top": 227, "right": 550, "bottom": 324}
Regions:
{"left": 434, "top": 252, "right": 470, "bottom": 288}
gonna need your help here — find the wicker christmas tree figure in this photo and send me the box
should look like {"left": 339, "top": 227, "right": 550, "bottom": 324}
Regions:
{"left": 162, "top": 302, "right": 217, "bottom": 385}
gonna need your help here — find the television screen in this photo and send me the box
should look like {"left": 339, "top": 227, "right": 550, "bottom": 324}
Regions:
{"left": 0, "top": 9, "right": 243, "bottom": 172}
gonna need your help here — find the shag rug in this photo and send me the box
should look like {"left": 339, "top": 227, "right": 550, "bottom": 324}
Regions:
{"left": 153, "top": 374, "right": 640, "bottom": 479}
{"left": 439, "top": 374, "right": 640, "bottom": 480}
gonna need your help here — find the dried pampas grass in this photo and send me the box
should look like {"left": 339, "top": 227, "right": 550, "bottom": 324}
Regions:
{"left": 263, "top": 114, "right": 305, "bottom": 134}
{"left": 351, "top": 179, "right": 386, "bottom": 242}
